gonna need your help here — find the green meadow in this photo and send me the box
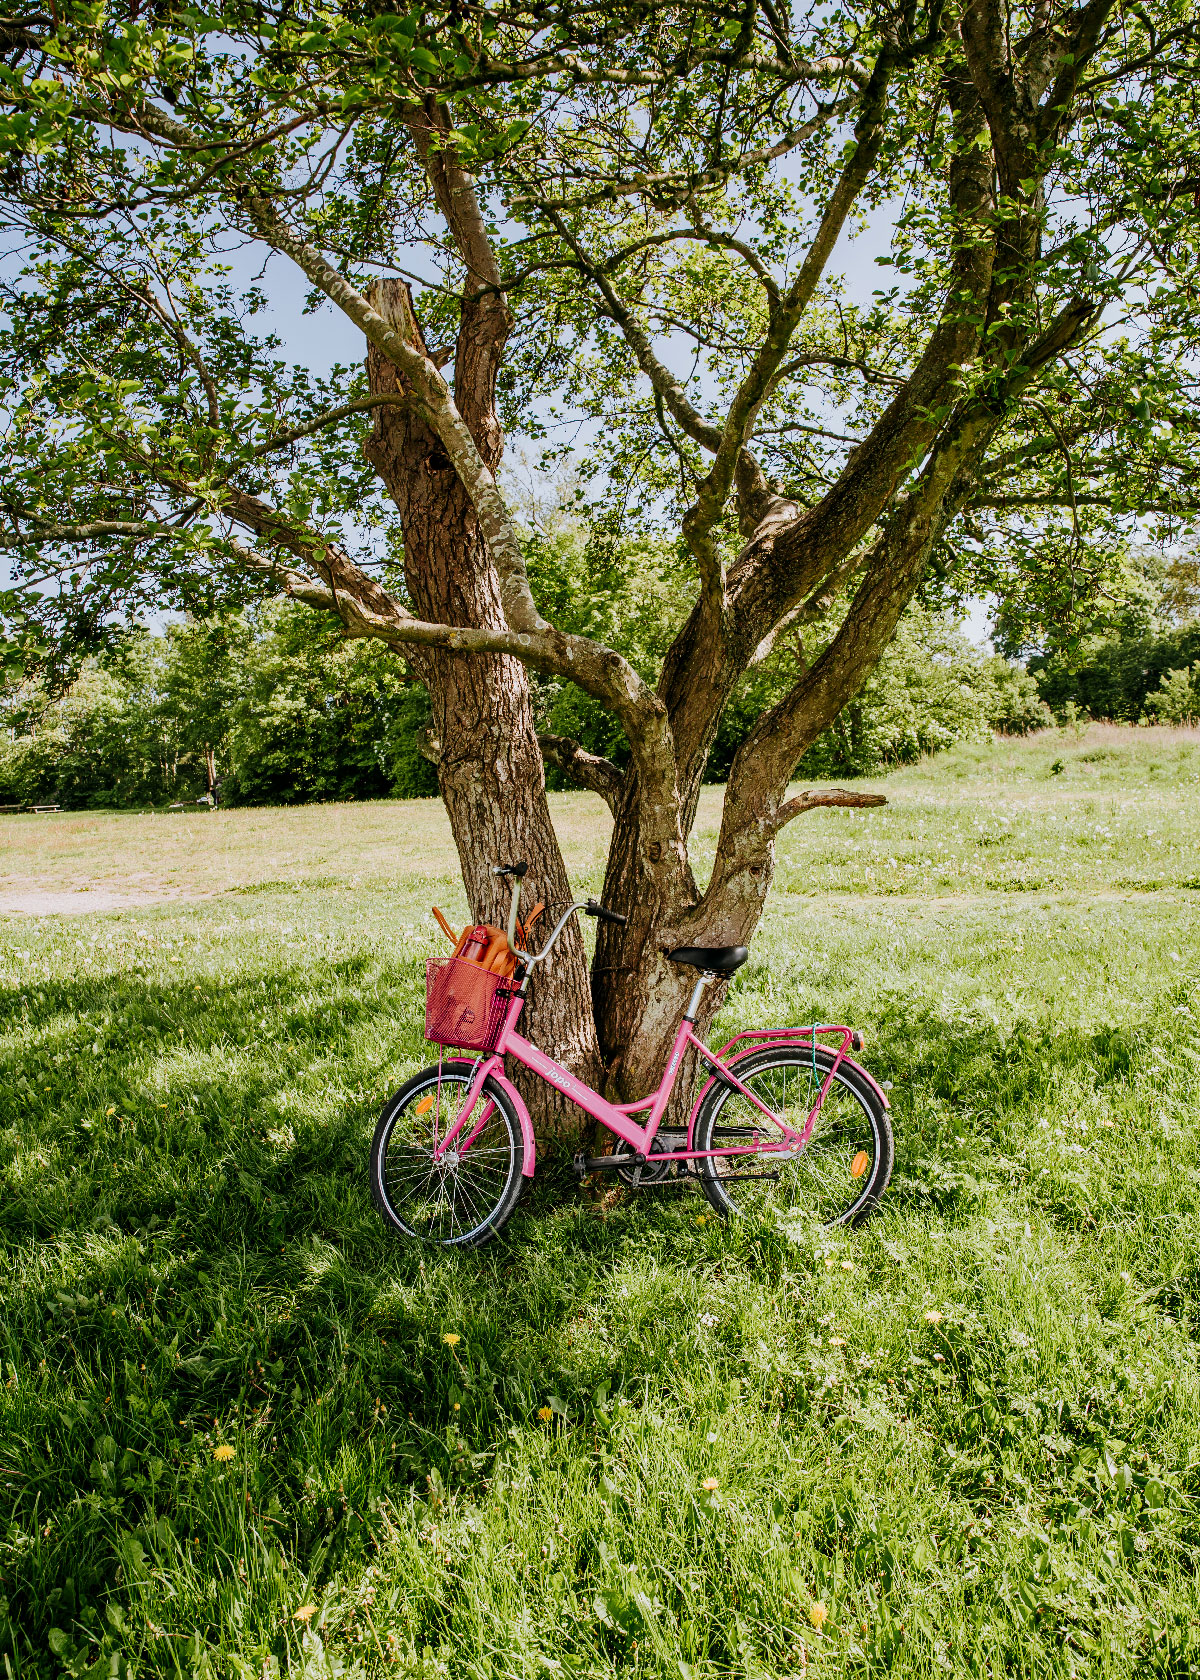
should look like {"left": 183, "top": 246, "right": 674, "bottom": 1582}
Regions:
{"left": 2, "top": 722, "right": 1200, "bottom": 1678}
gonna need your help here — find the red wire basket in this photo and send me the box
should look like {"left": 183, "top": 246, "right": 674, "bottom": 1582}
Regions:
{"left": 425, "top": 957, "right": 514, "bottom": 1052}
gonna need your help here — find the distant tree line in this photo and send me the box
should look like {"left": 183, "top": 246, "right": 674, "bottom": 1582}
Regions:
{"left": 7, "top": 526, "right": 1196, "bottom": 814}
{"left": 1027, "top": 552, "right": 1200, "bottom": 725}
{"left": 1033, "top": 623, "right": 1200, "bottom": 725}
{"left": 0, "top": 605, "right": 438, "bottom": 810}
{"left": 0, "top": 554, "right": 1049, "bottom": 811}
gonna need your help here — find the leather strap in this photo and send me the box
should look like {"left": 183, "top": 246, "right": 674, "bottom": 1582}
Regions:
{"left": 431, "top": 906, "right": 459, "bottom": 945}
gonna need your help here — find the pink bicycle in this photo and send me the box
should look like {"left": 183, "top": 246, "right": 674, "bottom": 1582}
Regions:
{"left": 370, "top": 862, "right": 893, "bottom": 1247}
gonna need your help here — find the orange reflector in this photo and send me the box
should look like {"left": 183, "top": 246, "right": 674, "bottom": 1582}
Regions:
{"left": 415, "top": 1094, "right": 436, "bottom": 1115}
{"left": 851, "top": 1150, "right": 870, "bottom": 1179}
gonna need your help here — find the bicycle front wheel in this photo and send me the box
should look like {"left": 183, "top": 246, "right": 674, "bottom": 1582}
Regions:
{"left": 693, "top": 1045, "right": 892, "bottom": 1227}
{"left": 370, "top": 1063, "right": 525, "bottom": 1247}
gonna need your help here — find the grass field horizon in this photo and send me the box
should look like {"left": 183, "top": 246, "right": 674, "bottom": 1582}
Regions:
{"left": 3, "top": 722, "right": 1200, "bottom": 1677}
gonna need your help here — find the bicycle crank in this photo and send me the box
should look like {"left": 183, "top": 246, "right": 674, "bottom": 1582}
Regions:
{"left": 572, "top": 1132, "right": 689, "bottom": 1186}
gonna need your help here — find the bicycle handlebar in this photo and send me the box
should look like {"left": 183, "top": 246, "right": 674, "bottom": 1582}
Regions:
{"left": 586, "top": 897, "right": 629, "bottom": 928}
{"left": 489, "top": 870, "right": 630, "bottom": 986}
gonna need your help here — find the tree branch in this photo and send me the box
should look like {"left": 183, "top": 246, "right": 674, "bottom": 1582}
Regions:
{"left": 538, "top": 733, "right": 625, "bottom": 811}
{"left": 533, "top": 198, "right": 724, "bottom": 454}
{"left": 246, "top": 394, "right": 415, "bottom": 460}
{"left": 513, "top": 99, "right": 857, "bottom": 213}
{"left": 0, "top": 518, "right": 178, "bottom": 546}
{"left": 775, "top": 787, "right": 887, "bottom": 827}
{"left": 223, "top": 533, "right": 338, "bottom": 612}
{"left": 723, "top": 56, "right": 998, "bottom": 654}
{"left": 84, "top": 86, "right": 536, "bottom": 643}
{"left": 236, "top": 185, "right": 550, "bottom": 636}
{"left": 972, "top": 492, "right": 1200, "bottom": 513}
{"left": 696, "top": 48, "right": 897, "bottom": 524}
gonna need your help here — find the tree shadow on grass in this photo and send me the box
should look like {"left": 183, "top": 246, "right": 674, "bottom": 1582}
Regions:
{"left": 0, "top": 964, "right": 729, "bottom": 1659}
{"left": 3, "top": 961, "right": 1197, "bottom": 1663}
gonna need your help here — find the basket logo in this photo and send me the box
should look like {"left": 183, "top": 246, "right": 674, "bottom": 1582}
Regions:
{"left": 456, "top": 1007, "right": 476, "bottom": 1028}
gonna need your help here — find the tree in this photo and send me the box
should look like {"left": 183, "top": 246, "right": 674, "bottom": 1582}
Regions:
{"left": 1, "top": 0, "right": 1198, "bottom": 1126}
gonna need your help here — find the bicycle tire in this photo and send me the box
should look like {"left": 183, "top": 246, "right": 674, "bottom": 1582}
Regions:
{"left": 693, "top": 1044, "right": 893, "bottom": 1227}
{"left": 370, "top": 1063, "right": 525, "bottom": 1248}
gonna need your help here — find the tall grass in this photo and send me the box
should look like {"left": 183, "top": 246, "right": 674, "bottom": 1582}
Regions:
{"left": 2, "top": 727, "right": 1199, "bottom": 1677}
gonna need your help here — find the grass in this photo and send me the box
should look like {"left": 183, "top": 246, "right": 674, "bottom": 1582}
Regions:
{"left": 2, "top": 722, "right": 1200, "bottom": 1678}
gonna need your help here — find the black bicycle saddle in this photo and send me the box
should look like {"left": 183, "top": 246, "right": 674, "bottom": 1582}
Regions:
{"left": 669, "top": 945, "right": 749, "bottom": 975}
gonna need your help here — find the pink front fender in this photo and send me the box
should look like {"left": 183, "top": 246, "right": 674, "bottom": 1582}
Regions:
{"left": 478, "top": 1061, "right": 538, "bottom": 1177}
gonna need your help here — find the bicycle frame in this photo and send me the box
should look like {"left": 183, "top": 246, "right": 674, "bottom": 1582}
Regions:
{"left": 431, "top": 990, "right": 884, "bottom": 1179}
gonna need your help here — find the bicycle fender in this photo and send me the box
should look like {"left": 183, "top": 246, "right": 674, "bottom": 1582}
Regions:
{"left": 685, "top": 1042, "right": 889, "bottom": 1147}
{"left": 830, "top": 1055, "right": 890, "bottom": 1110}
{"left": 476, "top": 1062, "right": 538, "bottom": 1177}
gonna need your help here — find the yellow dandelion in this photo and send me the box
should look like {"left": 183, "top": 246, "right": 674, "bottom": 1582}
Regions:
{"left": 106, "top": 1106, "right": 116, "bottom": 1117}
{"left": 442, "top": 1333, "right": 461, "bottom": 1347}
{"left": 701, "top": 1477, "right": 719, "bottom": 1492}
{"left": 293, "top": 1604, "right": 317, "bottom": 1624}
{"left": 924, "top": 1309, "right": 943, "bottom": 1325}
{"left": 537, "top": 1406, "right": 553, "bottom": 1423}
{"left": 696, "top": 1215, "right": 707, "bottom": 1226}
{"left": 809, "top": 1601, "right": 828, "bottom": 1630}
{"left": 452, "top": 1402, "right": 460, "bottom": 1411}
{"left": 212, "top": 1444, "right": 235, "bottom": 1463}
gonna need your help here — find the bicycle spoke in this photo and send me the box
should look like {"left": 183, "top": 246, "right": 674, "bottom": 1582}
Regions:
{"left": 455, "top": 1174, "right": 489, "bottom": 1229}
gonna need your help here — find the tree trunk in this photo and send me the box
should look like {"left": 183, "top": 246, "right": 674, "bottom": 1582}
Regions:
{"left": 593, "top": 774, "right": 772, "bottom": 1103}
{"left": 363, "top": 281, "right": 600, "bottom": 1140}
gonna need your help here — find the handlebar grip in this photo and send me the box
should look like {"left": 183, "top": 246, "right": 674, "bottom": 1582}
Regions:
{"left": 492, "top": 861, "right": 528, "bottom": 879}
{"left": 586, "top": 897, "right": 629, "bottom": 927}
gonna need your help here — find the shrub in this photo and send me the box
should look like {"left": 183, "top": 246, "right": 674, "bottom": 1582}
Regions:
{"left": 1143, "top": 663, "right": 1200, "bottom": 725}
{"left": 1031, "top": 623, "right": 1200, "bottom": 722}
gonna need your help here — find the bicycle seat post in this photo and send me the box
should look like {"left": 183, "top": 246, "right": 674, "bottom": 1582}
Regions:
{"left": 505, "top": 874, "right": 522, "bottom": 950}
{"left": 683, "top": 972, "right": 715, "bottom": 1023}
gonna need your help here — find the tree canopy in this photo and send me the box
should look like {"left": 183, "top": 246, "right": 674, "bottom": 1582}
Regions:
{"left": 4, "top": 0, "right": 1198, "bottom": 665}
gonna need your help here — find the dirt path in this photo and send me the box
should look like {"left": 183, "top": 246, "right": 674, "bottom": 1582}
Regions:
{"left": 0, "top": 887, "right": 200, "bottom": 916}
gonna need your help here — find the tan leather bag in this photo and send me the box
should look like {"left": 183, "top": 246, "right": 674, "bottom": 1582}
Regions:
{"left": 432, "top": 903, "right": 544, "bottom": 976}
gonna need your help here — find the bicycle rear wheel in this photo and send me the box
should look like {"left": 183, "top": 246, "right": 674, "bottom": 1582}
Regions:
{"left": 693, "top": 1044, "right": 892, "bottom": 1227}
{"left": 370, "top": 1063, "right": 525, "bottom": 1247}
